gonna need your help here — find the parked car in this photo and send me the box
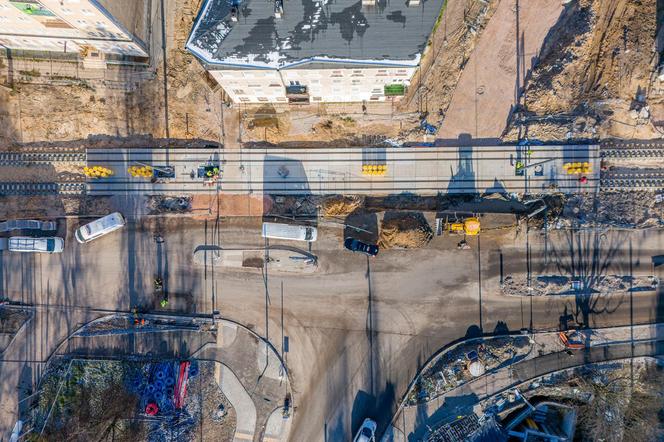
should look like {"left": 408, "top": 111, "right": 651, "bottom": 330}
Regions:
{"left": 8, "top": 237, "right": 64, "bottom": 253}
{"left": 344, "top": 238, "right": 379, "bottom": 256}
{"left": 353, "top": 418, "right": 377, "bottom": 442}
{"left": 75, "top": 212, "right": 126, "bottom": 243}
{"left": 262, "top": 222, "right": 317, "bottom": 242}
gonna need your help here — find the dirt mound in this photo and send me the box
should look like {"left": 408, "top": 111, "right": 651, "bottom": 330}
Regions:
{"left": 319, "top": 195, "right": 364, "bottom": 217}
{"left": 378, "top": 213, "right": 433, "bottom": 249}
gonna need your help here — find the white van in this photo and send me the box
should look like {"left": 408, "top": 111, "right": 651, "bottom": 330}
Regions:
{"left": 9, "top": 237, "right": 64, "bottom": 253}
{"left": 75, "top": 212, "right": 126, "bottom": 243}
{"left": 261, "top": 222, "right": 317, "bottom": 242}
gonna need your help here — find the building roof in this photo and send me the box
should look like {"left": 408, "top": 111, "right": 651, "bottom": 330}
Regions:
{"left": 186, "top": 0, "right": 445, "bottom": 68}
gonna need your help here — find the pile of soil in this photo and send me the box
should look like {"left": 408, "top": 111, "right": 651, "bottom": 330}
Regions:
{"left": 319, "top": 195, "right": 364, "bottom": 217}
{"left": 378, "top": 212, "right": 433, "bottom": 249}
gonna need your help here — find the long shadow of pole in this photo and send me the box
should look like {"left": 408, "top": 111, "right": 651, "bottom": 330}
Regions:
{"left": 160, "top": 0, "right": 170, "bottom": 148}
{"left": 478, "top": 234, "right": 483, "bottom": 333}
{"left": 366, "top": 256, "right": 375, "bottom": 396}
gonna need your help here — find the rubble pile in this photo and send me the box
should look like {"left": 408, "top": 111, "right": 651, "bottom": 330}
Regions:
{"left": 501, "top": 275, "right": 658, "bottom": 297}
{"left": 149, "top": 196, "right": 193, "bottom": 214}
{"left": 562, "top": 191, "right": 663, "bottom": 228}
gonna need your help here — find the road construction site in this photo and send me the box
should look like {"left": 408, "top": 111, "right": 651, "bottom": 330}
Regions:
{"left": 0, "top": 0, "right": 663, "bottom": 441}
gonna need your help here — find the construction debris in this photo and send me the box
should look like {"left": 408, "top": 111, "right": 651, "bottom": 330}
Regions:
{"left": 407, "top": 336, "right": 531, "bottom": 405}
{"left": 501, "top": 275, "right": 658, "bottom": 297}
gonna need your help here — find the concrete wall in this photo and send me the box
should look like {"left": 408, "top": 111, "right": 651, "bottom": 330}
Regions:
{"left": 0, "top": 0, "right": 147, "bottom": 56}
{"left": 209, "top": 66, "right": 416, "bottom": 103}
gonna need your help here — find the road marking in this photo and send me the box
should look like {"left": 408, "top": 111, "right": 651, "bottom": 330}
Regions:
{"left": 234, "top": 431, "right": 254, "bottom": 440}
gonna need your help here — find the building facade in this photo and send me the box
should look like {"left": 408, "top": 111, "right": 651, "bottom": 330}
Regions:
{"left": 187, "top": 0, "right": 443, "bottom": 104}
{"left": 0, "top": 0, "right": 147, "bottom": 57}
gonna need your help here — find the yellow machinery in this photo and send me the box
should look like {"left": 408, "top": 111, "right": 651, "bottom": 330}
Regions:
{"left": 447, "top": 217, "right": 481, "bottom": 236}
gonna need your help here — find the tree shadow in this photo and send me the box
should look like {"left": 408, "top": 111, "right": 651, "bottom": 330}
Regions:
{"left": 546, "top": 228, "right": 628, "bottom": 328}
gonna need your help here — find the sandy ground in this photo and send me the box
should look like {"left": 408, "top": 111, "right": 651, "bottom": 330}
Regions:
{"left": 437, "top": 0, "right": 565, "bottom": 140}
{"left": 1, "top": 0, "right": 661, "bottom": 148}
{"left": 399, "top": 0, "right": 498, "bottom": 119}
{"left": 503, "top": 0, "right": 663, "bottom": 142}
{"left": 0, "top": 0, "right": 222, "bottom": 146}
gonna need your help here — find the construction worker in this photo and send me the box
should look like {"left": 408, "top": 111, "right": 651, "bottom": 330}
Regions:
{"left": 457, "top": 239, "right": 471, "bottom": 250}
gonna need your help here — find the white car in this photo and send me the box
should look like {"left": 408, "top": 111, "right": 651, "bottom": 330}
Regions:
{"left": 353, "top": 418, "right": 377, "bottom": 442}
{"left": 8, "top": 237, "right": 64, "bottom": 253}
{"left": 75, "top": 212, "right": 126, "bottom": 243}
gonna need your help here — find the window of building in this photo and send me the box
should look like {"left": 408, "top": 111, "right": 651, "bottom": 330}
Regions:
{"left": 276, "top": 97, "right": 287, "bottom": 102}
{"left": 312, "top": 97, "right": 322, "bottom": 101}
{"left": 233, "top": 89, "right": 245, "bottom": 95}
{"left": 239, "top": 97, "right": 250, "bottom": 102}
{"left": 258, "top": 97, "right": 269, "bottom": 102}
{"left": 352, "top": 79, "right": 361, "bottom": 85}
{"left": 289, "top": 80, "right": 301, "bottom": 86}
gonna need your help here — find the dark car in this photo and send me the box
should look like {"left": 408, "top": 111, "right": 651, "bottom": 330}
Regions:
{"left": 344, "top": 238, "right": 379, "bottom": 257}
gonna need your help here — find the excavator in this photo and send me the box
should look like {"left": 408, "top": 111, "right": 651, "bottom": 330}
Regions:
{"left": 438, "top": 214, "right": 481, "bottom": 250}
{"left": 446, "top": 217, "right": 481, "bottom": 236}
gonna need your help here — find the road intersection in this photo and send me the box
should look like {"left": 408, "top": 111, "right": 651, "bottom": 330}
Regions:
{"left": 0, "top": 216, "right": 662, "bottom": 440}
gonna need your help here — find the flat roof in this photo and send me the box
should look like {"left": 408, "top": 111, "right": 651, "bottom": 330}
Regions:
{"left": 186, "top": 0, "right": 445, "bottom": 68}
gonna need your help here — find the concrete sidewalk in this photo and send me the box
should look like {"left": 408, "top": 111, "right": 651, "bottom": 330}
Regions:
{"left": 390, "top": 324, "right": 664, "bottom": 441}
{"left": 215, "top": 363, "right": 257, "bottom": 442}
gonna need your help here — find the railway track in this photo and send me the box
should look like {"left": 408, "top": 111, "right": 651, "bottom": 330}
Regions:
{"left": 600, "top": 140, "right": 664, "bottom": 160}
{"left": 600, "top": 171, "right": 664, "bottom": 191}
{"left": 0, "top": 151, "right": 87, "bottom": 166}
{"left": 0, "top": 182, "right": 86, "bottom": 195}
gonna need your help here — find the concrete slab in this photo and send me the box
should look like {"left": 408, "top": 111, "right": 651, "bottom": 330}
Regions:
{"left": 85, "top": 145, "right": 599, "bottom": 196}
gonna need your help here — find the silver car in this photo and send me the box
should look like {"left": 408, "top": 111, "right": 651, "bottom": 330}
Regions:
{"left": 75, "top": 212, "right": 126, "bottom": 243}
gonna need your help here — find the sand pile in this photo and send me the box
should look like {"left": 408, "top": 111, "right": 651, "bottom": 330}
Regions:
{"left": 378, "top": 213, "right": 433, "bottom": 249}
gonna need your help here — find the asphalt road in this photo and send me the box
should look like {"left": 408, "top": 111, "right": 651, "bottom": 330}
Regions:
{"left": 1, "top": 218, "right": 663, "bottom": 441}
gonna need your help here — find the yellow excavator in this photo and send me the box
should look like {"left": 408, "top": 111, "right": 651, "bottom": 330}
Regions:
{"left": 446, "top": 217, "right": 481, "bottom": 236}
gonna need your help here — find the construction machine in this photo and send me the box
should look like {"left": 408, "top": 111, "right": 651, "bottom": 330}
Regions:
{"left": 445, "top": 216, "right": 481, "bottom": 236}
